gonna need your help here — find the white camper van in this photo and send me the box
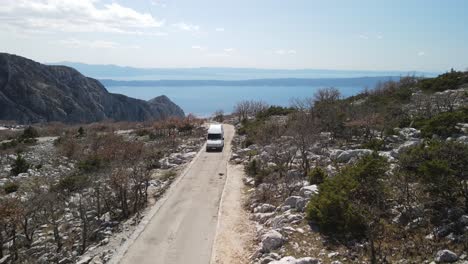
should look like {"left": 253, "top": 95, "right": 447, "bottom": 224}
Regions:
{"left": 206, "top": 124, "right": 224, "bottom": 151}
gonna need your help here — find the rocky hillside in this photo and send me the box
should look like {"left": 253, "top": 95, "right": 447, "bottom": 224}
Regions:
{"left": 0, "top": 53, "right": 184, "bottom": 124}
{"left": 228, "top": 73, "right": 468, "bottom": 263}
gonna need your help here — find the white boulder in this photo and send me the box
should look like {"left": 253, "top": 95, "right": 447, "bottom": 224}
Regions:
{"left": 300, "top": 185, "right": 318, "bottom": 198}
{"left": 254, "top": 204, "right": 276, "bottom": 213}
{"left": 336, "top": 149, "right": 372, "bottom": 163}
{"left": 270, "top": 256, "right": 321, "bottom": 264}
{"left": 435, "top": 249, "right": 458, "bottom": 263}
{"left": 261, "top": 230, "right": 284, "bottom": 252}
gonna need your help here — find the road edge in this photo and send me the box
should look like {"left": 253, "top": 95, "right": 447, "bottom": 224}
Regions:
{"left": 209, "top": 134, "right": 233, "bottom": 264}
{"left": 109, "top": 141, "right": 207, "bottom": 264}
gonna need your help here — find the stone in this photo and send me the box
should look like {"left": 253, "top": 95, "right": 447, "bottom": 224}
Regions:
{"left": 295, "top": 198, "right": 308, "bottom": 212}
{"left": 398, "top": 127, "right": 421, "bottom": 139}
{"left": 260, "top": 256, "right": 277, "bottom": 264}
{"left": 296, "top": 257, "right": 321, "bottom": 264}
{"left": 254, "top": 204, "right": 277, "bottom": 213}
{"left": 266, "top": 212, "right": 303, "bottom": 229}
{"left": 299, "top": 185, "right": 318, "bottom": 198}
{"left": 261, "top": 230, "right": 284, "bottom": 253}
{"left": 76, "top": 256, "right": 92, "bottom": 264}
{"left": 182, "top": 152, "right": 197, "bottom": 159}
{"left": 270, "top": 256, "right": 297, "bottom": 264}
{"left": 58, "top": 258, "right": 72, "bottom": 264}
{"left": 253, "top": 212, "right": 276, "bottom": 224}
{"left": 435, "top": 250, "right": 458, "bottom": 263}
{"left": 0, "top": 255, "right": 11, "bottom": 264}
{"left": 284, "top": 196, "right": 303, "bottom": 208}
{"left": 391, "top": 140, "right": 422, "bottom": 158}
{"left": 336, "top": 149, "right": 372, "bottom": 163}
{"left": 89, "top": 255, "right": 103, "bottom": 264}
{"left": 100, "top": 212, "right": 111, "bottom": 222}
{"left": 270, "top": 256, "right": 321, "bottom": 264}
{"left": 100, "top": 238, "right": 109, "bottom": 245}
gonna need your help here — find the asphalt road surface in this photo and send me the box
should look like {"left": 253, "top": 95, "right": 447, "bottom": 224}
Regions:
{"left": 119, "top": 124, "right": 234, "bottom": 264}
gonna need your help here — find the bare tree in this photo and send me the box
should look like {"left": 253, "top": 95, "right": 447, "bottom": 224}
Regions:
{"left": 289, "top": 111, "right": 319, "bottom": 176}
{"left": 312, "top": 88, "right": 345, "bottom": 139}
{"left": 233, "top": 100, "right": 269, "bottom": 122}
{"left": 213, "top": 109, "right": 224, "bottom": 122}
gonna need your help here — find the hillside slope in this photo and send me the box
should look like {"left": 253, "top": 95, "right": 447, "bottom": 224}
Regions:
{"left": 0, "top": 53, "right": 184, "bottom": 123}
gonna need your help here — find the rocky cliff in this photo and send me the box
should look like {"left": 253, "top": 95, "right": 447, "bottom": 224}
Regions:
{"left": 0, "top": 53, "right": 184, "bottom": 123}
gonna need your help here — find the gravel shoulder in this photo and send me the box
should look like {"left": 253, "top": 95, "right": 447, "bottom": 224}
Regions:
{"left": 211, "top": 163, "right": 256, "bottom": 264}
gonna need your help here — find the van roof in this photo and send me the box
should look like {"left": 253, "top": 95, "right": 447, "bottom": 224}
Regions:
{"left": 208, "top": 124, "right": 223, "bottom": 133}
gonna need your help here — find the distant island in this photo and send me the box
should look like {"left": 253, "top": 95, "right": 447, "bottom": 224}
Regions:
{"left": 100, "top": 76, "right": 400, "bottom": 87}
{"left": 50, "top": 61, "right": 438, "bottom": 80}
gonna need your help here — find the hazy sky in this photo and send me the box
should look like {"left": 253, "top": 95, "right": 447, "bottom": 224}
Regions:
{"left": 0, "top": 0, "right": 467, "bottom": 71}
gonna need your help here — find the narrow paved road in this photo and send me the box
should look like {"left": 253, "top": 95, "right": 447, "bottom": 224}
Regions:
{"left": 119, "top": 124, "right": 234, "bottom": 264}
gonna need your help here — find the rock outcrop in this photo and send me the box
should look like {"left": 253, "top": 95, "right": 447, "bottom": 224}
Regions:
{"left": 0, "top": 53, "right": 184, "bottom": 123}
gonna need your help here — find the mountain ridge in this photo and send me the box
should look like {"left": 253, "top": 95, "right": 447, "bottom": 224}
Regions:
{"left": 0, "top": 53, "right": 184, "bottom": 124}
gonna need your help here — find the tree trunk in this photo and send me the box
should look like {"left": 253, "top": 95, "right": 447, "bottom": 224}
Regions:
{"left": 96, "top": 186, "right": 101, "bottom": 218}
{"left": 53, "top": 221, "right": 62, "bottom": 253}
{"left": 370, "top": 236, "right": 377, "bottom": 264}
{"left": 12, "top": 227, "right": 18, "bottom": 261}
{"left": 0, "top": 229, "right": 3, "bottom": 259}
{"left": 23, "top": 216, "right": 34, "bottom": 248}
{"left": 79, "top": 196, "right": 87, "bottom": 255}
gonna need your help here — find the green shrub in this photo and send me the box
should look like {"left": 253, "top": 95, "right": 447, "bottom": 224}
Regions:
{"left": 55, "top": 174, "right": 89, "bottom": 193}
{"left": 78, "top": 126, "right": 85, "bottom": 137}
{"left": 245, "top": 159, "right": 260, "bottom": 177}
{"left": 161, "top": 170, "right": 176, "bottom": 181}
{"left": 245, "top": 159, "right": 269, "bottom": 186}
{"left": 10, "top": 154, "right": 30, "bottom": 176}
{"left": 78, "top": 155, "right": 103, "bottom": 173}
{"left": 415, "top": 108, "right": 468, "bottom": 138}
{"left": 4, "top": 181, "right": 19, "bottom": 194}
{"left": 400, "top": 140, "right": 468, "bottom": 217}
{"left": 256, "top": 106, "right": 295, "bottom": 120}
{"left": 20, "top": 126, "right": 39, "bottom": 140}
{"left": 1, "top": 139, "right": 18, "bottom": 150}
{"left": 135, "top": 129, "right": 152, "bottom": 137}
{"left": 244, "top": 137, "right": 254, "bottom": 148}
{"left": 362, "top": 138, "right": 385, "bottom": 151}
{"left": 306, "top": 153, "right": 389, "bottom": 239}
{"left": 178, "top": 123, "right": 194, "bottom": 133}
{"left": 308, "top": 167, "right": 326, "bottom": 185}
{"left": 419, "top": 70, "right": 468, "bottom": 92}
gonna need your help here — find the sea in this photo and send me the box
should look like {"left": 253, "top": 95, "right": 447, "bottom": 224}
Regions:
{"left": 105, "top": 85, "right": 364, "bottom": 117}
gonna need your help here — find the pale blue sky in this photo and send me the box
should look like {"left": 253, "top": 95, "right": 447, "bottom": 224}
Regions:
{"left": 0, "top": 0, "right": 467, "bottom": 71}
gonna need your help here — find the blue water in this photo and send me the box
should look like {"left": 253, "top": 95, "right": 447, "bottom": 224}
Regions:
{"left": 106, "top": 86, "right": 364, "bottom": 117}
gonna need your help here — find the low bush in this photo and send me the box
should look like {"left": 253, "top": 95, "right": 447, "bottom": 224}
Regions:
{"left": 55, "top": 135, "right": 81, "bottom": 159}
{"left": 3, "top": 181, "right": 19, "bottom": 194}
{"left": 256, "top": 106, "right": 295, "bottom": 120}
{"left": 399, "top": 140, "right": 468, "bottom": 221}
{"left": 1, "top": 139, "right": 19, "bottom": 150}
{"left": 55, "top": 174, "right": 89, "bottom": 193}
{"left": 77, "top": 126, "right": 85, "bottom": 137}
{"left": 362, "top": 138, "right": 386, "bottom": 151}
{"left": 20, "top": 126, "right": 39, "bottom": 140}
{"left": 78, "top": 155, "right": 103, "bottom": 173}
{"left": 306, "top": 153, "right": 389, "bottom": 239}
{"left": 419, "top": 70, "right": 468, "bottom": 92}
{"left": 10, "top": 154, "right": 30, "bottom": 176}
{"left": 415, "top": 108, "right": 468, "bottom": 138}
{"left": 245, "top": 159, "right": 270, "bottom": 186}
{"left": 308, "top": 167, "right": 326, "bottom": 185}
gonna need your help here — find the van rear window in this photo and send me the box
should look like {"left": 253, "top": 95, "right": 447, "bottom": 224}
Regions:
{"left": 208, "top": 133, "right": 222, "bottom": 140}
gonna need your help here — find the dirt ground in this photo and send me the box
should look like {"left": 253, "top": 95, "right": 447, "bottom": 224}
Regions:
{"left": 211, "top": 163, "right": 256, "bottom": 264}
